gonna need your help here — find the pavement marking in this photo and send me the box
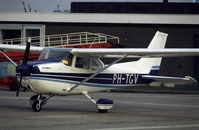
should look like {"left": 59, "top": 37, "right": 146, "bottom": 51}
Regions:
{"left": 28, "top": 114, "right": 86, "bottom": 119}
{"left": 117, "top": 100, "right": 199, "bottom": 108}
{"left": 110, "top": 93, "right": 199, "bottom": 99}
{"left": 0, "top": 96, "right": 28, "bottom": 100}
{"left": 91, "top": 124, "right": 199, "bottom": 130}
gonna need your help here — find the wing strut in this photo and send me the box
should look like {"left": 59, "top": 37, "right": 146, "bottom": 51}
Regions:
{"left": 68, "top": 54, "right": 128, "bottom": 92}
{"left": 0, "top": 50, "right": 17, "bottom": 66}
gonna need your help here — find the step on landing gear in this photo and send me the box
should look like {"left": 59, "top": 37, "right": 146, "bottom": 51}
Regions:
{"left": 83, "top": 91, "right": 113, "bottom": 113}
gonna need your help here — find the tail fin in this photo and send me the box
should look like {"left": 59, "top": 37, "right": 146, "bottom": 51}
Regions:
{"left": 137, "top": 31, "right": 168, "bottom": 75}
{"left": 113, "top": 31, "right": 168, "bottom": 74}
{"left": 147, "top": 31, "right": 168, "bottom": 49}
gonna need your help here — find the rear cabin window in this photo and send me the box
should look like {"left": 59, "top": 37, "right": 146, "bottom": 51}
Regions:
{"left": 75, "top": 57, "right": 90, "bottom": 69}
{"left": 75, "top": 57, "right": 103, "bottom": 70}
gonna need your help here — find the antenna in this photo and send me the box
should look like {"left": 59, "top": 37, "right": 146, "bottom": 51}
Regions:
{"left": 28, "top": 4, "right": 32, "bottom": 12}
{"left": 53, "top": 4, "right": 62, "bottom": 13}
{"left": 22, "top": 1, "right": 27, "bottom": 12}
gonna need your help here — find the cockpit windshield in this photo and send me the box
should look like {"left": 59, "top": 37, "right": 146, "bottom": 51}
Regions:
{"left": 38, "top": 48, "right": 72, "bottom": 62}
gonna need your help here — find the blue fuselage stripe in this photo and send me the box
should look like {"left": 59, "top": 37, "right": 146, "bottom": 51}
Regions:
{"left": 26, "top": 72, "right": 152, "bottom": 86}
{"left": 29, "top": 76, "right": 127, "bottom": 88}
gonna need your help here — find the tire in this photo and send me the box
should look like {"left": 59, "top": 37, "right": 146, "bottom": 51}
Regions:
{"left": 32, "top": 100, "right": 41, "bottom": 112}
{"left": 98, "top": 109, "right": 108, "bottom": 113}
{"left": 29, "top": 95, "right": 38, "bottom": 106}
{"left": 30, "top": 95, "right": 47, "bottom": 106}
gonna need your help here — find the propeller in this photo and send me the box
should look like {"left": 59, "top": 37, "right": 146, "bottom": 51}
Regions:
{"left": 16, "top": 40, "right": 31, "bottom": 97}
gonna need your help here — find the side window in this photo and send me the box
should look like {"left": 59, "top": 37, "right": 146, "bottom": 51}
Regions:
{"left": 90, "top": 58, "right": 103, "bottom": 70}
{"left": 75, "top": 57, "right": 90, "bottom": 69}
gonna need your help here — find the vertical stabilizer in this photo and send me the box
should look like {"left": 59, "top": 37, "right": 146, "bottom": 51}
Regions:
{"left": 112, "top": 31, "right": 168, "bottom": 74}
{"left": 147, "top": 31, "right": 168, "bottom": 49}
{"left": 137, "top": 31, "right": 168, "bottom": 74}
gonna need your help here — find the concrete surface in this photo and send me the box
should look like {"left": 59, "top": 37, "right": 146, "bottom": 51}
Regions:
{"left": 0, "top": 90, "right": 199, "bottom": 130}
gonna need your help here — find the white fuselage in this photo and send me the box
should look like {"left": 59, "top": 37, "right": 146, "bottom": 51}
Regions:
{"left": 22, "top": 62, "right": 151, "bottom": 95}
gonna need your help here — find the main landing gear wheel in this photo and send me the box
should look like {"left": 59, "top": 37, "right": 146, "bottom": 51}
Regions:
{"left": 96, "top": 98, "right": 113, "bottom": 113}
{"left": 32, "top": 100, "right": 41, "bottom": 112}
{"left": 98, "top": 109, "right": 108, "bottom": 113}
{"left": 82, "top": 92, "right": 113, "bottom": 113}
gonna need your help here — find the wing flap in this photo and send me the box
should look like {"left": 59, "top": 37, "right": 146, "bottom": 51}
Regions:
{"left": 142, "top": 75, "right": 197, "bottom": 84}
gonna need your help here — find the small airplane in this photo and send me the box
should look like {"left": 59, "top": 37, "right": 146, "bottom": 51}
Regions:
{"left": 1, "top": 31, "right": 199, "bottom": 113}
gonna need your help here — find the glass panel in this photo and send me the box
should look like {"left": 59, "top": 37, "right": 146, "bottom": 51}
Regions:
{"left": 75, "top": 57, "right": 90, "bottom": 69}
{"left": 91, "top": 58, "right": 103, "bottom": 70}
{"left": 38, "top": 48, "right": 72, "bottom": 62}
{"left": 26, "top": 29, "right": 40, "bottom": 44}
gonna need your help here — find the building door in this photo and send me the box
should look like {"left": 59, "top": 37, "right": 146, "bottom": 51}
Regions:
{"left": 0, "top": 24, "right": 23, "bottom": 44}
{"left": 22, "top": 24, "right": 45, "bottom": 46}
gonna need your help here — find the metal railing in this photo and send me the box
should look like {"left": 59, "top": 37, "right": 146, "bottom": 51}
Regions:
{"left": 1, "top": 32, "right": 120, "bottom": 47}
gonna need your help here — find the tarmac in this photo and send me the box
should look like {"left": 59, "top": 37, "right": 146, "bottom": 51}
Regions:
{"left": 0, "top": 90, "right": 199, "bottom": 130}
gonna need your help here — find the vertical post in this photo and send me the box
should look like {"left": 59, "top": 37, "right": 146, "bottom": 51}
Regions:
{"left": 104, "top": 36, "right": 107, "bottom": 43}
{"left": 66, "top": 34, "right": 69, "bottom": 45}
{"left": 98, "top": 33, "right": 100, "bottom": 43}
{"left": 80, "top": 35, "right": 82, "bottom": 44}
{"left": 61, "top": 36, "right": 63, "bottom": 46}
{"left": 22, "top": 26, "right": 26, "bottom": 45}
{"left": 40, "top": 25, "right": 46, "bottom": 47}
{"left": 0, "top": 30, "right": 2, "bottom": 44}
{"left": 47, "top": 36, "right": 50, "bottom": 47}
{"left": 85, "top": 32, "right": 88, "bottom": 44}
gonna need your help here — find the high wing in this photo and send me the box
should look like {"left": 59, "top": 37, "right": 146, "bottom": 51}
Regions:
{"left": 71, "top": 48, "right": 199, "bottom": 58}
{"left": 0, "top": 43, "right": 198, "bottom": 86}
{"left": 0, "top": 44, "right": 44, "bottom": 53}
{"left": 1, "top": 44, "right": 199, "bottom": 58}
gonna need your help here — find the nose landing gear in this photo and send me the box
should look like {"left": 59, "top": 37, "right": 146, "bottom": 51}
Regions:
{"left": 29, "top": 94, "right": 53, "bottom": 112}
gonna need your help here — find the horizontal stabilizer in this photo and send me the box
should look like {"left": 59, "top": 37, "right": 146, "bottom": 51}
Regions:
{"left": 142, "top": 75, "right": 197, "bottom": 84}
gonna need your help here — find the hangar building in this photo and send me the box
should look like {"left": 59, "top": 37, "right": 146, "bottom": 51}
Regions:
{"left": 0, "top": 2, "right": 199, "bottom": 81}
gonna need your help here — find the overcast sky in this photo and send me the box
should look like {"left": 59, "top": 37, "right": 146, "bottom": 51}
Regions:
{"left": 0, "top": 0, "right": 195, "bottom": 12}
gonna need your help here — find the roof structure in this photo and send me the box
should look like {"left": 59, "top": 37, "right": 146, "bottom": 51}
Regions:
{"left": 0, "top": 12, "right": 199, "bottom": 25}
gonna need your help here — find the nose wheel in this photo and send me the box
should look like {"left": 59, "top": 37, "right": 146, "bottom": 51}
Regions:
{"left": 32, "top": 100, "right": 41, "bottom": 112}
{"left": 30, "top": 94, "right": 53, "bottom": 112}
